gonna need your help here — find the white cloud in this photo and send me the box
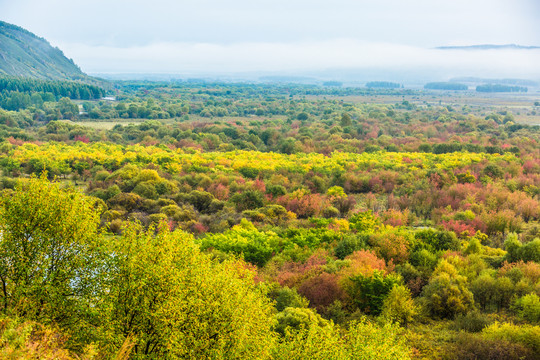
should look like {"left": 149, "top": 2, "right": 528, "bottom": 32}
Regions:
{"left": 59, "top": 39, "right": 540, "bottom": 79}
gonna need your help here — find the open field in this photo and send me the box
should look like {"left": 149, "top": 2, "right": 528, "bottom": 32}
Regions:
{"left": 300, "top": 91, "right": 540, "bottom": 125}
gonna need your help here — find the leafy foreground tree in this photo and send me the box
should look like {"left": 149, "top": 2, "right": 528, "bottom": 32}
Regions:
{"left": 101, "top": 222, "right": 277, "bottom": 359}
{"left": 0, "top": 175, "right": 102, "bottom": 327}
{"left": 0, "top": 176, "right": 277, "bottom": 358}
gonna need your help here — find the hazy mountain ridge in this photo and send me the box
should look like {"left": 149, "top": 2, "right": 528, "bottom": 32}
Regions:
{"left": 0, "top": 21, "right": 90, "bottom": 81}
{"left": 436, "top": 44, "right": 540, "bottom": 50}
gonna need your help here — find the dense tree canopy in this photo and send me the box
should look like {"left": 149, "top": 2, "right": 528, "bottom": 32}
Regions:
{"left": 1, "top": 80, "right": 540, "bottom": 359}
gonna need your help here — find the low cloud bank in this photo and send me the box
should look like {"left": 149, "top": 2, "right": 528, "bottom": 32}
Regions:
{"left": 59, "top": 39, "right": 540, "bottom": 79}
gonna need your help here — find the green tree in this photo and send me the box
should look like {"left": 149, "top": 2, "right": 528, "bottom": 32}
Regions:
{"left": 231, "top": 190, "right": 265, "bottom": 211}
{"left": 103, "top": 221, "right": 276, "bottom": 359}
{"left": 380, "top": 284, "right": 418, "bottom": 327}
{"left": 344, "top": 271, "right": 401, "bottom": 315}
{"left": 470, "top": 274, "right": 497, "bottom": 310}
{"left": 274, "top": 307, "right": 330, "bottom": 335}
{"left": 340, "top": 113, "right": 352, "bottom": 127}
{"left": 0, "top": 176, "right": 102, "bottom": 327}
{"left": 57, "top": 97, "right": 79, "bottom": 119}
{"left": 421, "top": 260, "right": 474, "bottom": 318}
{"left": 268, "top": 286, "right": 309, "bottom": 312}
{"left": 511, "top": 293, "right": 540, "bottom": 323}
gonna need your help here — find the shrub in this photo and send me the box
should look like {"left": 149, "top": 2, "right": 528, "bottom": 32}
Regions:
{"left": 409, "top": 249, "right": 438, "bottom": 270}
{"left": 186, "top": 190, "right": 216, "bottom": 213}
{"left": 504, "top": 234, "right": 540, "bottom": 263}
{"left": 298, "top": 273, "right": 345, "bottom": 311}
{"left": 453, "top": 310, "right": 494, "bottom": 332}
{"left": 421, "top": 260, "right": 474, "bottom": 318}
{"left": 511, "top": 293, "right": 540, "bottom": 323}
{"left": 380, "top": 284, "right": 418, "bottom": 327}
{"left": 268, "top": 286, "right": 309, "bottom": 312}
{"left": 231, "top": 190, "right": 265, "bottom": 211}
{"left": 334, "top": 234, "right": 368, "bottom": 259}
{"left": 470, "top": 274, "right": 497, "bottom": 311}
{"left": 199, "top": 221, "right": 280, "bottom": 267}
{"left": 368, "top": 231, "right": 412, "bottom": 264}
{"left": 349, "top": 210, "right": 379, "bottom": 232}
{"left": 104, "top": 222, "right": 277, "bottom": 359}
{"left": 0, "top": 176, "right": 101, "bottom": 329}
{"left": 0, "top": 316, "right": 88, "bottom": 360}
{"left": 343, "top": 271, "right": 401, "bottom": 315}
{"left": 341, "top": 250, "right": 389, "bottom": 277}
{"left": 414, "top": 229, "right": 460, "bottom": 252}
{"left": 447, "top": 332, "right": 535, "bottom": 360}
{"left": 482, "top": 322, "right": 540, "bottom": 355}
{"left": 272, "top": 318, "right": 412, "bottom": 360}
{"left": 274, "top": 307, "right": 329, "bottom": 336}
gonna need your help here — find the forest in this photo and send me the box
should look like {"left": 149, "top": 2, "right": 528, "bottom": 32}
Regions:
{"left": 0, "top": 77, "right": 540, "bottom": 359}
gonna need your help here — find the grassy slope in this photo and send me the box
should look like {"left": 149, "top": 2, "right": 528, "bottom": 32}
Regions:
{"left": 0, "top": 21, "right": 89, "bottom": 81}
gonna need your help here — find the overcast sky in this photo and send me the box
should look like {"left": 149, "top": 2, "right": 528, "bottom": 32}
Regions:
{"left": 1, "top": 0, "right": 539, "bottom": 78}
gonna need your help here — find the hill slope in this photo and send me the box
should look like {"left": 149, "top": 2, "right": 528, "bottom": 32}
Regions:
{"left": 0, "top": 21, "right": 89, "bottom": 80}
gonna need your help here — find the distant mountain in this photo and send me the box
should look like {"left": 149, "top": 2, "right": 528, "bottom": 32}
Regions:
{"left": 0, "top": 21, "right": 90, "bottom": 80}
{"left": 436, "top": 44, "right": 540, "bottom": 50}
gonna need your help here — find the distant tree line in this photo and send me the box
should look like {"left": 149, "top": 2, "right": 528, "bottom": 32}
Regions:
{"left": 476, "top": 84, "right": 528, "bottom": 93}
{"left": 323, "top": 81, "right": 343, "bottom": 87}
{"left": 425, "top": 82, "right": 468, "bottom": 90}
{"left": 0, "top": 76, "right": 105, "bottom": 103}
{"left": 366, "top": 81, "right": 402, "bottom": 89}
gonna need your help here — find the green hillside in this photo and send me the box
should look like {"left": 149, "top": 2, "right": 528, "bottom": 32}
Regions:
{"left": 0, "top": 21, "right": 89, "bottom": 80}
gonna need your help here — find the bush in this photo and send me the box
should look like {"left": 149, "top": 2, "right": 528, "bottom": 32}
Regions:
{"left": 447, "top": 332, "right": 535, "bottom": 360}
{"left": 186, "top": 190, "right": 216, "bottom": 213}
{"left": 482, "top": 322, "right": 540, "bottom": 356}
{"left": 298, "top": 273, "right": 345, "bottom": 311}
{"left": 334, "top": 234, "right": 368, "bottom": 259}
{"left": 274, "top": 307, "right": 329, "bottom": 336}
{"left": 0, "top": 316, "right": 88, "bottom": 360}
{"left": 368, "top": 231, "right": 412, "bottom": 264}
{"left": 199, "top": 220, "right": 280, "bottom": 266}
{"left": 421, "top": 260, "right": 474, "bottom": 318}
{"left": 409, "top": 249, "right": 438, "bottom": 270}
{"left": 268, "top": 286, "right": 309, "bottom": 312}
{"left": 272, "top": 318, "right": 412, "bottom": 360}
{"left": 344, "top": 271, "right": 401, "bottom": 315}
{"left": 453, "top": 310, "right": 494, "bottom": 332}
{"left": 512, "top": 293, "right": 540, "bottom": 323}
{"left": 267, "top": 184, "right": 287, "bottom": 198}
{"left": 414, "top": 229, "right": 460, "bottom": 252}
{"left": 104, "top": 222, "right": 277, "bottom": 359}
{"left": 505, "top": 235, "right": 540, "bottom": 263}
{"left": 322, "top": 206, "right": 340, "bottom": 218}
{"left": 231, "top": 190, "right": 265, "bottom": 211}
{"left": 0, "top": 176, "right": 101, "bottom": 329}
{"left": 349, "top": 210, "right": 379, "bottom": 232}
{"left": 380, "top": 284, "right": 418, "bottom": 327}
{"left": 344, "top": 319, "right": 412, "bottom": 360}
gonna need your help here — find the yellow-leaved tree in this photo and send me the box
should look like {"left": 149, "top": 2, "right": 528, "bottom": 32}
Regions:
{"left": 101, "top": 222, "right": 277, "bottom": 359}
{"left": 0, "top": 175, "right": 102, "bottom": 326}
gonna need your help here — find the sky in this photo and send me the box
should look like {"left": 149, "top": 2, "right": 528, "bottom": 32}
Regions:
{"left": 1, "top": 0, "right": 539, "bottom": 79}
